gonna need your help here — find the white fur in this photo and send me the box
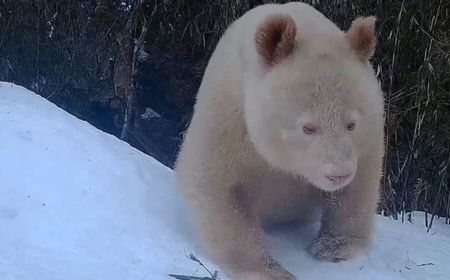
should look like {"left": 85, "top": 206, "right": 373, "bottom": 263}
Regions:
{"left": 175, "top": 2, "right": 384, "bottom": 280}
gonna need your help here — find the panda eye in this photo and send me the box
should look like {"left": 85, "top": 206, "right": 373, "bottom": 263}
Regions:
{"left": 346, "top": 122, "right": 356, "bottom": 131}
{"left": 303, "top": 124, "right": 317, "bottom": 135}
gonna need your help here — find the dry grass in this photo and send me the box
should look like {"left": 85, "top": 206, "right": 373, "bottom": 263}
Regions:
{"left": 169, "top": 253, "right": 220, "bottom": 280}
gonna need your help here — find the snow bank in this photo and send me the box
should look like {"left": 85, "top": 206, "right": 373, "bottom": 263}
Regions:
{"left": 0, "top": 82, "right": 449, "bottom": 280}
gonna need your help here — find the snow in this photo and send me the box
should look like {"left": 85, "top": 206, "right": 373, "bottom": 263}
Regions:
{"left": 0, "top": 81, "right": 449, "bottom": 280}
{"left": 141, "top": 107, "right": 161, "bottom": 120}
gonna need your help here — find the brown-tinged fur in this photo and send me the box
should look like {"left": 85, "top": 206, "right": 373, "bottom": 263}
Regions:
{"left": 175, "top": 2, "right": 384, "bottom": 280}
{"left": 255, "top": 15, "right": 297, "bottom": 67}
{"left": 345, "top": 16, "right": 377, "bottom": 61}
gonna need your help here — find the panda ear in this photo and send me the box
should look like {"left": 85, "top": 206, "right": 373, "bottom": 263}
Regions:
{"left": 255, "top": 14, "right": 297, "bottom": 68}
{"left": 345, "top": 16, "right": 377, "bottom": 61}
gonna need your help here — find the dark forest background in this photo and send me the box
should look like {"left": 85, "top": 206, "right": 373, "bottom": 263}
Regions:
{"left": 0, "top": 0, "right": 449, "bottom": 226}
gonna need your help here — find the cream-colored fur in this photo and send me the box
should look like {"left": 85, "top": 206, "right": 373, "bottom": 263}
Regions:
{"left": 175, "top": 2, "right": 384, "bottom": 280}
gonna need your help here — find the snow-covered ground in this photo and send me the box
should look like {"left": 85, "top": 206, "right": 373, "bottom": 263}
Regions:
{"left": 0, "top": 81, "right": 449, "bottom": 280}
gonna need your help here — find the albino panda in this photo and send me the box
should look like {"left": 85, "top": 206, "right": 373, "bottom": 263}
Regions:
{"left": 175, "top": 2, "right": 384, "bottom": 280}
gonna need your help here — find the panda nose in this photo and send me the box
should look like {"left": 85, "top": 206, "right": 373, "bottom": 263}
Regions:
{"left": 326, "top": 174, "right": 352, "bottom": 185}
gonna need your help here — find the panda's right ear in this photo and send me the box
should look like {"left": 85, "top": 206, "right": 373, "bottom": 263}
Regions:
{"left": 345, "top": 16, "right": 377, "bottom": 61}
{"left": 255, "top": 14, "right": 297, "bottom": 68}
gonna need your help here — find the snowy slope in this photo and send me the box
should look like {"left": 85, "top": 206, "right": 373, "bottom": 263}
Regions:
{"left": 0, "top": 81, "right": 449, "bottom": 280}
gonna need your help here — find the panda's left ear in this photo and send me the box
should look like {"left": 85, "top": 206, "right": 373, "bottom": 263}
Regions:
{"left": 255, "top": 14, "right": 297, "bottom": 68}
{"left": 345, "top": 16, "right": 377, "bottom": 61}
